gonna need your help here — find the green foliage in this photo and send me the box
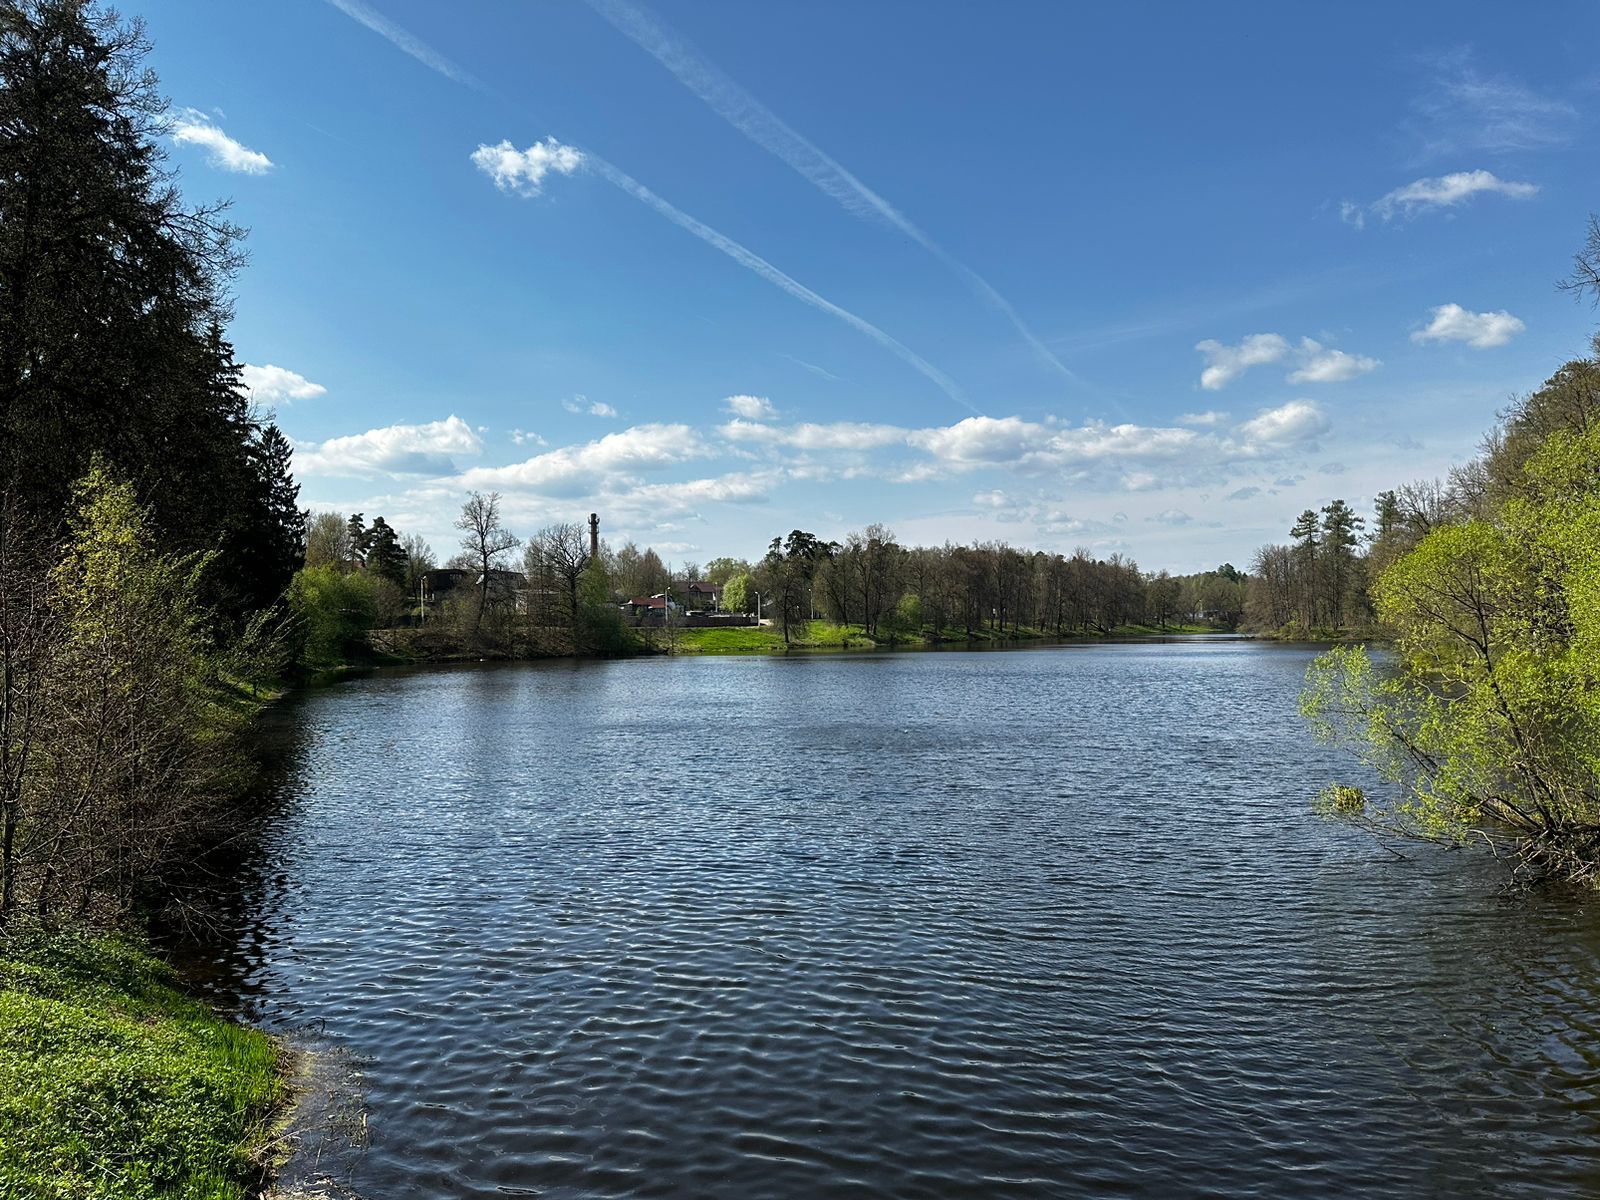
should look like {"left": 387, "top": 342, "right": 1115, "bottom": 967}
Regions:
{"left": 12, "top": 460, "right": 253, "bottom": 920}
{"left": 286, "top": 565, "right": 376, "bottom": 670}
{"left": 722, "top": 572, "right": 752, "bottom": 614}
{"left": 0, "top": 933, "right": 282, "bottom": 1200}
{"left": 880, "top": 593, "right": 924, "bottom": 643}
{"left": 578, "top": 559, "right": 629, "bottom": 654}
{"left": 1303, "top": 423, "right": 1600, "bottom": 879}
{"left": 1316, "top": 784, "right": 1368, "bottom": 815}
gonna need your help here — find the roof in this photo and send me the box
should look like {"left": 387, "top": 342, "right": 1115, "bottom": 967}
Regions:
{"left": 627, "top": 595, "right": 668, "bottom": 609}
{"left": 687, "top": 580, "right": 723, "bottom": 593}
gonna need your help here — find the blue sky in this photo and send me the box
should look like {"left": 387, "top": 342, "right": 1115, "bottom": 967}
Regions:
{"left": 135, "top": 0, "right": 1598, "bottom": 571}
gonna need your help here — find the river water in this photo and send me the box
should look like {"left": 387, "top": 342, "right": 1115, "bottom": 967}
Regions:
{"left": 191, "top": 639, "right": 1600, "bottom": 1198}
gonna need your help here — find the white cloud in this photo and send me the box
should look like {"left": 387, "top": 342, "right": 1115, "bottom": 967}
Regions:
{"left": 171, "top": 110, "right": 272, "bottom": 174}
{"left": 1148, "top": 509, "right": 1193, "bottom": 526}
{"left": 1286, "top": 339, "right": 1379, "bottom": 384}
{"left": 725, "top": 406, "right": 1329, "bottom": 488}
{"left": 510, "top": 429, "right": 546, "bottom": 447}
{"left": 471, "top": 138, "right": 584, "bottom": 197}
{"left": 1236, "top": 400, "right": 1329, "bottom": 448}
{"left": 461, "top": 423, "right": 709, "bottom": 496}
{"left": 1371, "top": 170, "right": 1537, "bottom": 220}
{"left": 1197, "top": 335, "right": 1377, "bottom": 388}
{"left": 723, "top": 394, "right": 779, "bottom": 420}
{"left": 562, "top": 396, "right": 618, "bottom": 418}
{"left": 239, "top": 363, "right": 325, "bottom": 403}
{"left": 1195, "top": 334, "right": 1290, "bottom": 390}
{"left": 294, "top": 415, "right": 483, "bottom": 477}
{"left": 1178, "top": 410, "right": 1230, "bottom": 427}
{"left": 1411, "top": 303, "right": 1525, "bottom": 349}
{"left": 721, "top": 419, "right": 906, "bottom": 452}
{"left": 1407, "top": 52, "right": 1576, "bottom": 159}
{"left": 973, "top": 490, "right": 1009, "bottom": 509}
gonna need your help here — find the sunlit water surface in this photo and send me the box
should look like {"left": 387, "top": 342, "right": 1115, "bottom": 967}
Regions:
{"left": 186, "top": 641, "right": 1600, "bottom": 1198}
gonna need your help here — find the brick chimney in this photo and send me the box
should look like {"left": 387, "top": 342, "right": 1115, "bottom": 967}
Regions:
{"left": 588, "top": 512, "right": 599, "bottom": 560}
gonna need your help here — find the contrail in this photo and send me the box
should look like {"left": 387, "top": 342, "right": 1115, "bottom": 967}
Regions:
{"left": 324, "top": 0, "right": 485, "bottom": 90}
{"left": 582, "top": 0, "right": 1084, "bottom": 389}
{"left": 584, "top": 156, "right": 973, "bottom": 412}
{"left": 326, "top": 0, "right": 970, "bottom": 410}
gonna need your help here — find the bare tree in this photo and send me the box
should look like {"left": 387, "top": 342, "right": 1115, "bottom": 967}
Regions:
{"left": 455, "top": 492, "right": 519, "bottom": 634}
{"left": 526, "top": 523, "right": 591, "bottom": 649}
{"left": 1560, "top": 213, "right": 1600, "bottom": 306}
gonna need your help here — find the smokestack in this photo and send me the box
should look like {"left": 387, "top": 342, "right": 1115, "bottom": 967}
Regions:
{"left": 588, "top": 512, "right": 599, "bottom": 560}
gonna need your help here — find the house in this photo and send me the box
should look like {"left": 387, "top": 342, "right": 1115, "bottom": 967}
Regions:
{"left": 621, "top": 594, "right": 680, "bottom": 625}
{"left": 418, "top": 568, "right": 472, "bottom": 607}
{"left": 684, "top": 581, "right": 723, "bottom": 611}
{"left": 418, "top": 567, "right": 527, "bottom": 617}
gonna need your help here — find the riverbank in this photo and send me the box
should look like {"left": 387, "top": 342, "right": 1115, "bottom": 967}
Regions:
{"left": 663, "top": 619, "right": 1222, "bottom": 654}
{"left": 360, "top": 619, "right": 1227, "bottom": 663}
{"left": 0, "top": 932, "right": 286, "bottom": 1199}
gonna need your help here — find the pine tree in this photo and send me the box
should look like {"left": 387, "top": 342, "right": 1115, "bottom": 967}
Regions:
{"left": 366, "top": 517, "right": 408, "bottom": 586}
{"left": 1319, "top": 500, "right": 1363, "bottom": 628}
{"left": 1289, "top": 509, "right": 1320, "bottom": 626}
{"left": 0, "top": 2, "right": 297, "bottom": 614}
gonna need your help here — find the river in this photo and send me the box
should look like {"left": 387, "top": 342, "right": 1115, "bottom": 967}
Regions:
{"left": 187, "top": 639, "right": 1600, "bottom": 1198}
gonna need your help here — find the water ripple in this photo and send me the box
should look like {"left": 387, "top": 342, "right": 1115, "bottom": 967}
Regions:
{"left": 188, "top": 642, "right": 1600, "bottom": 1198}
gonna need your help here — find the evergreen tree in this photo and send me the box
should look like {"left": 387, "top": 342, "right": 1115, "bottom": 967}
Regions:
{"left": 1289, "top": 509, "right": 1320, "bottom": 626}
{"left": 346, "top": 514, "right": 370, "bottom": 563}
{"left": 1319, "top": 500, "right": 1363, "bottom": 628}
{"left": 366, "top": 517, "right": 407, "bottom": 586}
{"left": 0, "top": 1, "right": 299, "bottom": 614}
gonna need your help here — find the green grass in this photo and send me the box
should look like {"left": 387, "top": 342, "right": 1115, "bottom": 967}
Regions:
{"left": 0, "top": 933, "right": 284, "bottom": 1200}
{"left": 665, "top": 619, "right": 1229, "bottom": 654}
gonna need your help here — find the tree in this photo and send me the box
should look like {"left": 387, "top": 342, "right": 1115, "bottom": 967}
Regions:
{"left": 0, "top": 2, "right": 298, "bottom": 615}
{"left": 0, "top": 500, "right": 51, "bottom": 925}
{"left": 1304, "top": 410, "right": 1600, "bottom": 883}
{"left": 756, "top": 535, "right": 814, "bottom": 645}
{"left": 345, "top": 514, "right": 371, "bottom": 563}
{"left": 455, "top": 492, "right": 519, "bottom": 634}
{"left": 704, "top": 556, "right": 752, "bottom": 585}
{"left": 286, "top": 565, "right": 376, "bottom": 669}
{"left": 879, "top": 593, "right": 923, "bottom": 644}
{"left": 366, "top": 517, "right": 408, "bottom": 586}
{"left": 1319, "top": 499, "right": 1364, "bottom": 628}
{"left": 526, "top": 523, "right": 591, "bottom": 648}
{"left": 1145, "top": 571, "right": 1181, "bottom": 630}
{"left": 401, "top": 532, "right": 435, "bottom": 597}
{"left": 1559, "top": 212, "right": 1600, "bottom": 306}
{"left": 27, "top": 461, "right": 246, "bottom": 919}
{"left": 304, "top": 511, "right": 351, "bottom": 568}
{"left": 722, "top": 572, "right": 752, "bottom": 614}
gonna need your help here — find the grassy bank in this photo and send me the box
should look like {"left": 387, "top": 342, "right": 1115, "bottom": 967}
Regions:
{"left": 665, "top": 619, "right": 1223, "bottom": 654}
{"left": 0, "top": 933, "right": 284, "bottom": 1200}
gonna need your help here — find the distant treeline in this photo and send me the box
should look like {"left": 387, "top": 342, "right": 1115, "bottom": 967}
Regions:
{"left": 293, "top": 489, "right": 1253, "bottom": 662}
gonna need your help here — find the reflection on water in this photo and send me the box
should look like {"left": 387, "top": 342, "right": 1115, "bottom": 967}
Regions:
{"left": 186, "top": 641, "right": 1600, "bottom": 1198}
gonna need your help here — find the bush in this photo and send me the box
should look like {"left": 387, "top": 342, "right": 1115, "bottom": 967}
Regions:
{"left": 286, "top": 566, "right": 376, "bottom": 669}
